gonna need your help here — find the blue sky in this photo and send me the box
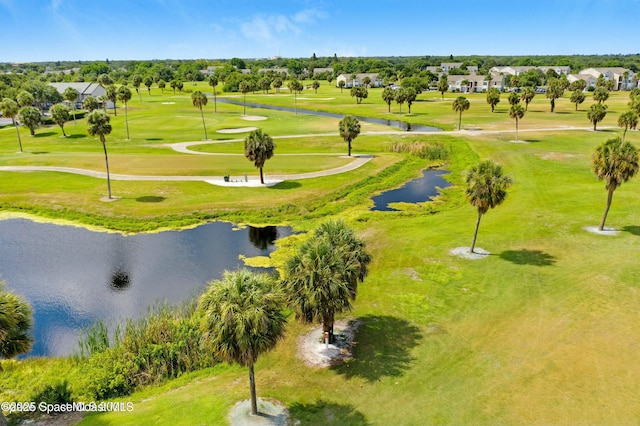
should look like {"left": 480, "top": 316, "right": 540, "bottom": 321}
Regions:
{"left": 1, "top": 0, "right": 639, "bottom": 62}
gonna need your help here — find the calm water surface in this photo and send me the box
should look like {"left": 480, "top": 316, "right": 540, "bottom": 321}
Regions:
{"left": 0, "top": 219, "right": 291, "bottom": 357}
{"left": 371, "top": 170, "right": 451, "bottom": 211}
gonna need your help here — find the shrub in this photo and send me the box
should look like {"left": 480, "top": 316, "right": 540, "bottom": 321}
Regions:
{"left": 30, "top": 380, "right": 74, "bottom": 405}
{"left": 386, "top": 141, "right": 449, "bottom": 160}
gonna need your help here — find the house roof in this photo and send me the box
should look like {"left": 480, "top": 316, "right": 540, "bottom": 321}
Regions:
{"left": 49, "top": 82, "right": 104, "bottom": 96}
{"left": 313, "top": 67, "right": 334, "bottom": 74}
{"left": 579, "top": 67, "right": 631, "bottom": 77}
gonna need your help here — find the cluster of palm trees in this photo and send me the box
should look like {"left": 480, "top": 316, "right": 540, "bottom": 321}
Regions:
{"left": 198, "top": 219, "right": 371, "bottom": 416}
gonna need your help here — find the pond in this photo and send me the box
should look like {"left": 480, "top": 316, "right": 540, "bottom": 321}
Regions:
{"left": 371, "top": 170, "right": 451, "bottom": 211}
{"left": 217, "top": 98, "right": 442, "bottom": 132}
{"left": 0, "top": 219, "right": 292, "bottom": 357}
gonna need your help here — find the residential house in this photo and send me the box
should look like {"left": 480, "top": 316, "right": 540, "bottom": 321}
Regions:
{"left": 440, "top": 62, "right": 463, "bottom": 73}
{"left": 312, "top": 67, "right": 334, "bottom": 77}
{"left": 578, "top": 67, "right": 636, "bottom": 90}
{"left": 49, "top": 82, "right": 107, "bottom": 107}
{"left": 199, "top": 66, "right": 223, "bottom": 77}
{"left": 258, "top": 67, "right": 289, "bottom": 76}
{"left": 335, "top": 73, "right": 382, "bottom": 88}
{"left": 447, "top": 73, "right": 504, "bottom": 93}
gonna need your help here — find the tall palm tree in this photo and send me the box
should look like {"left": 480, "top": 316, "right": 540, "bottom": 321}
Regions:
{"left": 452, "top": 96, "right": 470, "bottom": 131}
{"left": 382, "top": 87, "right": 395, "bottom": 113}
{"left": 592, "top": 137, "right": 639, "bottom": 231}
{"left": 509, "top": 104, "right": 525, "bottom": 142}
{"left": 239, "top": 81, "right": 251, "bottom": 116}
{"left": 618, "top": 110, "right": 638, "bottom": 141}
{"left": 0, "top": 98, "right": 22, "bottom": 152}
{"left": 521, "top": 86, "right": 535, "bottom": 111}
{"left": 86, "top": 111, "right": 114, "bottom": 199}
{"left": 106, "top": 85, "right": 117, "bottom": 116}
{"left": 117, "top": 86, "right": 132, "bottom": 140}
{"left": 588, "top": 103, "right": 608, "bottom": 131}
{"left": 282, "top": 219, "right": 371, "bottom": 343}
{"left": 244, "top": 129, "right": 275, "bottom": 184}
{"left": 338, "top": 115, "right": 361, "bottom": 156}
{"left": 198, "top": 269, "right": 286, "bottom": 416}
{"left": 465, "top": 160, "right": 512, "bottom": 253}
{"left": 191, "top": 90, "right": 209, "bottom": 140}
{"left": 63, "top": 87, "right": 79, "bottom": 125}
{"left": 208, "top": 74, "right": 218, "bottom": 113}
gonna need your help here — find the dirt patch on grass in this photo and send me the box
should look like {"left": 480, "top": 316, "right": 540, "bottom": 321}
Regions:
{"left": 297, "top": 319, "right": 361, "bottom": 368}
{"left": 241, "top": 116, "right": 267, "bottom": 121}
{"left": 537, "top": 152, "right": 578, "bottom": 161}
{"left": 450, "top": 246, "right": 490, "bottom": 259}
{"left": 229, "top": 399, "right": 290, "bottom": 426}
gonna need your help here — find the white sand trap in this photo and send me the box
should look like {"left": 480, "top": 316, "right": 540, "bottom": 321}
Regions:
{"left": 205, "top": 178, "right": 282, "bottom": 188}
{"left": 450, "top": 246, "right": 490, "bottom": 259}
{"left": 297, "top": 97, "right": 335, "bottom": 100}
{"left": 241, "top": 115, "right": 267, "bottom": 121}
{"left": 161, "top": 102, "right": 175, "bottom": 104}
{"left": 217, "top": 127, "right": 258, "bottom": 134}
{"left": 584, "top": 226, "right": 620, "bottom": 236}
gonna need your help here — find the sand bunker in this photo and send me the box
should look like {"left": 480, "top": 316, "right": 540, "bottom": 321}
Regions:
{"left": 241, "top": 115, "right": 267, "bottom": 121}
{"left": 297, "top": 97, "right": 335, "bottom": 100}
{"left": 297, "top": 320, "right": 360, "bottom": 368}
{"left": 161, "top": 102, "right": 175, "bottom": 105}
{"left": 217, "top": 127, "right": 258, "bottom": 134}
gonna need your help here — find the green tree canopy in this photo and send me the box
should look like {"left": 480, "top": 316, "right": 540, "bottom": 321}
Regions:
{"left": 520, "top": 87, "right": 535, "bottom": 111}
{"left": 486, "top": 88, "right": 500, "bottom": 112}
{"left": 618, "top": 110, "right": 638, "bottom": 141}
{"left": 0, "top": 98, "right": 22, "bottom": 151}
{"left": 50, "top": 103, "right": 70, "bottom": 136}
{"left": 18, "top": 106, "right": 41, "bottom": 136}
{"left": 588, "top": 103, "right": 608, "bottom": 131}
{"left": 452, "top": 96, "right": 470, "bottom": 130}
{"left": 570, "top": 90, "right": 586, "bottom": 111}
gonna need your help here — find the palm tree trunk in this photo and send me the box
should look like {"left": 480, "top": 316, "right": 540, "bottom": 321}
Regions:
{"left": 515, "top": 118, "right": 519, "bottom": 142}
{"left": 249, "top": 363, "right": 258, "bottom": 416}
{"left": 594, "top": 122, "right": 597, "bottom": 131}
{"left": 243, "top": 93, "right": 247, "bottom": 116}
{"left": 259, "top": 167, "right": 264, "bottom": 184}
{"left": 470, "top": 212, "right": 483, "bottom": 253}
{"left": 124, "top": 102, "right": 130, "bottom": 140}
{"left": 387, "top": 103, "right": 390, "bottom": 113}
{"left": 623, "top": 128, "right": 627, "bottom": 142}
{"left": 13, "top": 118, "right": 22, "bottom": 152}
{"left": 348, "top": 141, "right": 352, "bottom": 157}
{"left": 101, "top": 136, "right": 112, "bottom": 199}
{"left": 458, "top": 111, "right": 462, "bottom": 131}
{"left": 72, "top": 105, "right": 77, "bottom": 125}
{"left": 199, "top": 107, "right": 208, "bottom": 140}
{"left": 213, "top": 89, "right": 217, "bottom": 113}
{"left": 599, "top": 188, "right": 615, "bottom": 231}
{"left": 322, "top": 311, "right": 335, "bottom": 344}
{"left": 0, "top": 411, "right": 8, "bottom": 426}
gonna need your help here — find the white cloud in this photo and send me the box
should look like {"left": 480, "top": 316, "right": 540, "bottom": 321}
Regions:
{"left": 293, "top": 8, "right": 327, "bottom": 24}
{"left": 240, "top": 8, "right": 327, "bottom": 48}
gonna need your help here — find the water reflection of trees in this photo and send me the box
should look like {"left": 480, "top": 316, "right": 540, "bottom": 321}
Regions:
{"left": 248, "top": 226, "right": 278, "bottom": 250}
{"left": 110, "top": 269, "right": 131, "bottom": 291}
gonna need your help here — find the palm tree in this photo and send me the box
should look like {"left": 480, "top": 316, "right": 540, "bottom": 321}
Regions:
{"left": 338, "top": 80, "right": 345, "bottom": 93}
{"left": 207, "top": 74, "right": 218, "bottom": 113}
{"left": 394, "top": 88, "right": 407, "bottom": 112}
{"left": 143, "top": 75, "right": 153, "bottom": 95}
{"left": 452, "top": 96, "right": 470, "bottom": 131}
{"left": 0, "top": 281, "right": 33, "bottom": 361}
{"left": 465, "top": 160, "right": 512, "bottom": 253}
{"left": 191, "top": 90, "right": 209, "bottom": 140}
{"left": 282, "top": 219, "right": 371, "bottom": 343}
{"left": 158, "top": 79, "right": 166, "bottom": 94}
{"left": 131, "top": 74, "right": 142, "bottom": 101}
{"left": 0, "top": 98, "right": 22, "bottom": 152}
{"left": 338, "top": 115, "right": 361, "bottom": 157}
{"left": 50, "top": 104, "right": 70, "bottom": 136}
{"left": 486, "top": 88, "right": 500, "bottom": 112}
{"left": 382, "top": 87, "right": 395, "bottom": 113}
{"left": 509, "top": 104, "right": 525, "bottom": 142}
{"left": 117, "top": 86, "right": 132, "bottom": 140}
{"left": 83, "top": 96, "right": 99, "bottom": 112}
{"left": 63, "top": 87, "right": 79, "bottom": 125}
{"left": 198, "top": 270, "right": 286, "bottom": 416}
{"left": 244, "top": 129, "right": 275, "bottom": 184}
{"left": 521, "top": 87, "right": 535, "bottom": 111}
{"left": 18, "top": 106, "right": 41, "bottom": 136}
{"left": 618, "top": 110, "right": 638, "bottom": 141}
{"left": 592, "top": 137, "right": 639, "bottom": 231}
{"left": 438, "top": 77, "right": 449, "bottom": 100}
{"left": 86, "top": 111, "right": 114, "bottom": 199}
{"left": 588, "top": 103, "right": 608, "bottom": 131}
{"left": 239, "top": 81, "right": 251, "bottom": 116}
{"left": 106, "top": 85, "right": 117, "bottom": 116}
{"left": 570, "top": 90, "right": 586, "bottom": 111}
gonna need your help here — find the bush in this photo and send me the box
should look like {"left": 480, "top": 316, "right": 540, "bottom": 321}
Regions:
{"left": 80, "top": 302, "right": 217, "bottom": 399}
{"left": 30, "top": 380, "right": 74, "bottom": 405}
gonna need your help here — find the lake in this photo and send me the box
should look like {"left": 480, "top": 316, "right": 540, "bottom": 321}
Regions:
{"left": 0, "top": 219, "right": 292, "bottom": 357}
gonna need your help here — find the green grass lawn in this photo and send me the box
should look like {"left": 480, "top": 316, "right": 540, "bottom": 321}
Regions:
{"left": 2, "top": 84, "right": 640, "bottom": 424}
